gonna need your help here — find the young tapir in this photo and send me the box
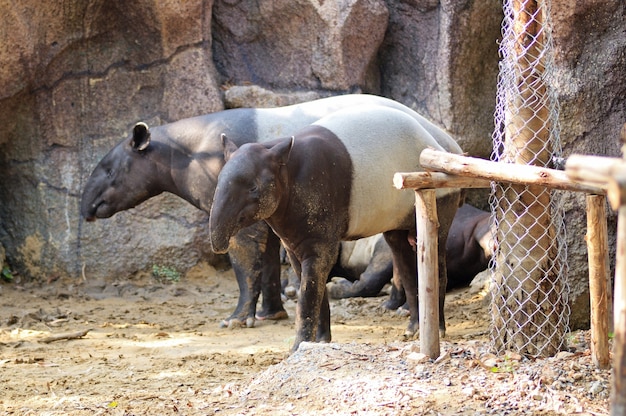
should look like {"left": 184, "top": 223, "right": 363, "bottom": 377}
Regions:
{"left": 209, "top": 105, "right": 463, "bottom": 352}
{"left": 80, "top": 94, "right": 460, "bottom": 329}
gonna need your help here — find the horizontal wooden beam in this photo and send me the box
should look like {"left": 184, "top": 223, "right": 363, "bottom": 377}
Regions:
{"left": 565, "top": 154, "right": 626, "bottom": 186}
{"left": 410, "top": 149, "right": 607, "bottom": 195}
{"left": 393, "top": 171, "right": 491, "bottom": 190}
{"left": 566, "top": 154, "right": 626, "bottom": 209}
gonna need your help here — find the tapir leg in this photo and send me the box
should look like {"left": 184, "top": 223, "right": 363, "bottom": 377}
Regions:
{"left": 257, "top": 230, "right": 288, "bottom": 321}
{"left": 434, "top": 190, "right": 463, "bottom": 337}
{"left": 327, "top": 238, "right": 394, "bottom": 299}
{"left": 383, "top": 230, "right": 418, "bottom": 337}
{"left": 382, "top": 274, "right": 407, "bottom": 311}
{"left": 223, "top": 222, "right": 287, "bottom": 328}
{"left": 291, "top": 243, "right": 338, "bottom": 353}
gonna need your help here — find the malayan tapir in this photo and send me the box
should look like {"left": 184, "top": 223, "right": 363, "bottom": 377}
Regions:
{"left": 208, "top": 105, "right": 463, "bottom": 352}
{"left": 283, "top": 233, "right": 393, "bottom": 301}
{"left": 80, "top": 94, "right": 460, "bottom": 329}
{"left": 285, "top": 204, "right": 493, "bottom": 307}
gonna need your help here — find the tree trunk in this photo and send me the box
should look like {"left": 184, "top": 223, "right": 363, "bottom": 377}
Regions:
{"left": 491, "top": 0, "right": 565, "bottom": 357}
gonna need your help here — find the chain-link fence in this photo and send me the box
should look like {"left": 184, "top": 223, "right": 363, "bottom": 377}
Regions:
{"left": 489, "top": 0, "right": 570, "bottom": 358}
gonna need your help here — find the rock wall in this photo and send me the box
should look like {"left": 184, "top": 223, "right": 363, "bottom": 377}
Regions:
{"left": 0, "top": 0, "right": 223, "bottom": 280}
{"left": 0, "top": 0, "right": 624, "bottom": 329}
{"left": 551, "top": 1, "right": 626, "bottom": 328}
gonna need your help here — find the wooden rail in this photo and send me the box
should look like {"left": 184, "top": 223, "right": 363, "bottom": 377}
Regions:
{"left": 563, "top": 125, "right": 626, "bottom": 414}
{"left": 394, "top": 149, "right": 611, "bottom": 371}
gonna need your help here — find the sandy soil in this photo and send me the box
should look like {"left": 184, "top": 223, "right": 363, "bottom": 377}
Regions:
{"left": 0, "top": 263, "right": 610, "bottom": 415}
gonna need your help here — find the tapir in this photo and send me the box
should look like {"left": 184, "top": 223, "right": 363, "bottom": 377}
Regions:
{"left": 80, "top": 94, "right": 460, "bottom": 329}
{"left": 282, "top": 234, "right": 395, "bottom": 300}
{"left": 289, "top": 204, "right": 492, "bottom": 304}
{"left": 209, "top": 105, "right": 463, "bottom": 352}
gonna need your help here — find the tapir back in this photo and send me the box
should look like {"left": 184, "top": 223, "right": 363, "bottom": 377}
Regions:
{"left": 312, "top": 106, "right": 454, "bottom": 239}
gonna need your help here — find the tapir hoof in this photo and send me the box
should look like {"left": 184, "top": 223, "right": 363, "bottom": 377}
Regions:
{"left": 284, "top": 285, "right": 298, "bottom": 300}
{"left": 255, "top": 310, "right": 289, "bottom": 321}
{"left": 326, "top": 277, "right": 353, "bottom": 299}
{"left": 316, "top": 333, "right": 332, "bottom": 343}
{"left": 403, "top": 329, "right": 417, "bottom": 340}
{"left": 382, "top": 297, "right": 405, "bottom": 311}
{"left": 403, "top": 321, "right": 419, "bottom": 339}
{"left": 219, "top": 317, "right": 255, "bottom": 329}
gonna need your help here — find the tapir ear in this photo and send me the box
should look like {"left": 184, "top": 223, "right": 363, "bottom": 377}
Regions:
{"left": 221, "top": 134, "right": 240, "bottom": 162}
{"left": 131, "top": 122, "right": 151, "bottom": 151}
{"left": 273, "top": 136, "right": 294, "bottom": 166}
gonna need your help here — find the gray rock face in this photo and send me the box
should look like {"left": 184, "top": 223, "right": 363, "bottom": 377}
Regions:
{"left": 0, "top": 0, "right": 223, "bottom": 280}
{"left": 0, "top": 0, "right": 624, "bottom": 330}
{"left": 212, "top": 0, "right": 389, "bottom": 91}
{"left": 550, "top": 1, "right": 626, "bottom": 329}
{"left": 380, "top": 0, "right": 502, "bottom": 157}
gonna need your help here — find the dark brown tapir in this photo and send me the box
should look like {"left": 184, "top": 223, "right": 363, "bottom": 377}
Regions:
{"left": 209, "top": 105, "right": 463, "bottom": 352}
{"left": 80, "top": 94, "right": 460, "bottom": 329}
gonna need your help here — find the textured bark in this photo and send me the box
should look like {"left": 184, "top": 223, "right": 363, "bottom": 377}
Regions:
{"left": 492, "top": 0, "right": 565, "bottom": 357}
{"left": 416, "top": 189, "right": 440, "bottom": 359}
{"left": 586, "top": 195, "right": 611, "bottom": 369}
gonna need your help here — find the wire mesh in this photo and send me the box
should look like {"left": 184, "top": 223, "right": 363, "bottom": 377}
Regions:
{"left": 489, "top": 0, "right": 570, "bottom": 358}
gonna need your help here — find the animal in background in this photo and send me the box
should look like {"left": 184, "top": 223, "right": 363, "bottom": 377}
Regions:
{"left": 80, "top": 94, "right": 461, "bottom": 329}
{"left": 282, "top": 204, "right": 492, "bottom": 308}
{"left": 209, "top": 105, "right": 463, "bottom": 352}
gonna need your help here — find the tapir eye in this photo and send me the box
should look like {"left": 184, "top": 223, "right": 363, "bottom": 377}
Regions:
{"left": 249, "top": 185, "right": 258, "bottom": 194}
{"left": 106, "top": 169, "right": 113, "bottom": 178}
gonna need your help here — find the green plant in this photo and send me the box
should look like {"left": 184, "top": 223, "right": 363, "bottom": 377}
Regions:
{"left": 490, "top": 355, "right": 517, "bottom": 374}
{"left": 152, "top": 265, "right": 180, "bottom": 283}
{"left": 1, "top": 266, "right": 13, "bottom": 282}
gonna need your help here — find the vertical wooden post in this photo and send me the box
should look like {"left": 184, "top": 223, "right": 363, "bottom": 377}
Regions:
{"left": 415, "top": 189, "right": 440, "bottom": 359}
{"left": 612, "top": 202, "right": 626, "bottom": 415}
{"left": 611, "top": 125, "right": 626, "bottom": 415}
{"left": 586, "top": 194, "right": 610, "bottom": 369}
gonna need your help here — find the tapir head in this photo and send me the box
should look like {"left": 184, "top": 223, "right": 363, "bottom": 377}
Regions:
{"left": 80, "top": 123, "right": 163, "bottom": 221}
{"left": 209, "top": 135, "right": 293, "bottom": 254}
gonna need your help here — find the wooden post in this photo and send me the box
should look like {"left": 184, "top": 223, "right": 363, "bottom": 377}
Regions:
{"left": 415, "top": 189, "right": 440, "bottom": 359}
{"left": 611, "top": 124, "right": 626, "bottom": 415}
{"left": 613, "top": 201, "right": 626, "bottom": 415}
{"left": 586, "top": 194, "right": 611, "bottom": 369}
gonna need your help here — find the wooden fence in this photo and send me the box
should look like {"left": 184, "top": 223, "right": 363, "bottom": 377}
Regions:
{"left": 395, "top": 129, "right": 621, "bottom": 410}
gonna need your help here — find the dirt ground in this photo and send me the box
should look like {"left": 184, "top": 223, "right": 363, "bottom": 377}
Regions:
{"left": 0, "top": 263, "right": 611, "bottom": 415}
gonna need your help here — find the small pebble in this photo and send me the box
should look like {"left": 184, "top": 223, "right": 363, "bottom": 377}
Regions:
{"left": 407, "top": 352, "right": 429, "bottom": 364}
{"left": 589, "top": 381, "right": 604, "bottom": 395}
{"left": 555, "top": 351, "right": 574, "bottom": 360}
{"left": 482, "top": 358, "right": 498, "bottom": 368}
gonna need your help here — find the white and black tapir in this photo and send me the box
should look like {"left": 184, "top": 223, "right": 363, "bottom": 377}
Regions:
{"left": 208, "top": 105, "right": 463, "bottom": 352}
{"left": 80, "top": 94, "right": 460, "bottom": 329}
